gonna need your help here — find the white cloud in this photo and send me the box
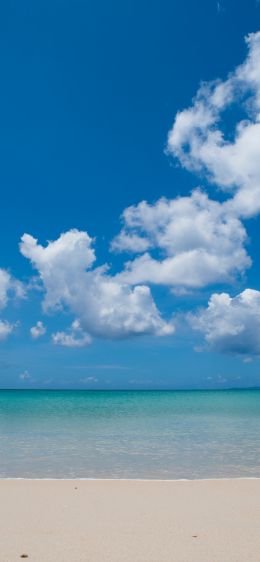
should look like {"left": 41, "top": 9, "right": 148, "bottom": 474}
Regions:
{"left": 113, "top": 190, "right": 250, "bottom": 288}
{"left": 80, "top": 376, "right": 99, "bottom": 383}
{"left": 0, "top": 271, "right": 23, "bottom": 343}
{"left": 20, "top": 230, "right": 95, "bottom": 312}
{"left": 0, "top": 270, "right": 12, "bottom": 309}
{"left": 52, "top": 331, "right": 91, "bottom": 348}
{"left": 0, "top": 320, "right": 14, "bottom": 341}
{"left": 112, "top": 231, "right": 151, "bottom": 253}
{"left": 19, "top": 370, "right": 31, "bottom": 381}
{"left": 17, "top": 32, "right": 260, "bottom": 358}
{"left": 167, "top": 31, "right": 260, "bottom": 219}
{"left": 189, "top": 288, "right": 260, "bottom": 356}
{"left": 20, "top": 229, "right": 174, "bottom": 342}
{"left": 111, "top": 32, "right": 260, "bottom": 294}
{"left": 52, "top": 320, "right": 92, "bottom": 348}
{"left": 30, "top": 320, "right": 46, "bottom": 339}
{"left": 0, "top": 268, "right": 25, "bottom": 310}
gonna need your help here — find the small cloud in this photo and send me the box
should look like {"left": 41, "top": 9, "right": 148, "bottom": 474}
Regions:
{"left": 189, "top": 289, "right": 260, "bottom": 357}
{"left": 30, "top": 320, "right": 46, "bottom": 339}
{"left": 243, "top": 357, "right": 253, "bottom": 364}
{"left": 216, "top": 1, "right": 225, "bottom": 13}
{"left": 206, "top": 374, "right": 227, "bottom": 385}
{"left": 216, "top": 374, "right": 227, "bottom": 384}
{"left": 0, "top": 269, "right": 25, "bottom": 310}
{"left": 193, "top": 345, "right": 204, "bottom": 353}
{"left": 0, "top": 320, "right": 15, "bottom": 341}
{"left": 19, "top": 370, "right": 31, "bottom": 381}
{"left": 80, "top": 376, "right": 99, "bottom": 383}
{"left": 52, "top": 320, "right": 91, "bottom": 348}
{"left": 91, "top": 364, "right": 131, "bottom": 371}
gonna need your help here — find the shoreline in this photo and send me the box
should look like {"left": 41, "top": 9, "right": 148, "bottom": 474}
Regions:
{"left": 1, "top": 478, "right": 260, "bottom": 561}
{"left": 0, "top": 475, "right": 260, "bottom": 480}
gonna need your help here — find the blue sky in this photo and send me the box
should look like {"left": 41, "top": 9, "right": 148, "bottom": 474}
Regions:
{"left": 1, "top": 0, "right": 260, "bottom": 389}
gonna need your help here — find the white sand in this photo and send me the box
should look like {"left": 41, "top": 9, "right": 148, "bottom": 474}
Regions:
{"left": 1, "top": 478, "right": 260, "bottom": 561}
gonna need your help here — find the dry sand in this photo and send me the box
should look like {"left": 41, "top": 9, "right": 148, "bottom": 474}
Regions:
{"left": 0, "top": 478, "right": 260, "bottom": 561}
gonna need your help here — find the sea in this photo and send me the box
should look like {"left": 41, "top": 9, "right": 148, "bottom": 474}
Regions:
{"left": 0, "top": 389, "right": 259, "bottom": 479}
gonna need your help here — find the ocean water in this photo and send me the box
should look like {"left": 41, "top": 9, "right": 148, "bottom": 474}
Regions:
{"left": 0, "top": 389, "right": 260, "bottom": 479}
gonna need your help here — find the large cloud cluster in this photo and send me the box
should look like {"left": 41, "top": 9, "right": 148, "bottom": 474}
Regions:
{"left": 112, "top": 190, "right": 250, "bottom": 288}
{"left": 167, "top": 32, "right": 260, "bottom": 219}
{"left": 113, "top": 32, "right": 260, "bottom": 291}
{"left": 20, "top": 230, "right": 174, "bottom": 346}
{"left": 110, "top": 31, "right": 260, "bottom": 356}
{"left": 3, "top": 32, "right": 260, "bottom": 357}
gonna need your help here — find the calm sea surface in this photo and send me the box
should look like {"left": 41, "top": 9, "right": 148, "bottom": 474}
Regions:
{"left": 0, "top": 389, "right": 260, "bottom": 478}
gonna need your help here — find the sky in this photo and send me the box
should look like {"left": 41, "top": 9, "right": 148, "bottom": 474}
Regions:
{"left": 1, "top": 0, "right": 260, "bottom": 389}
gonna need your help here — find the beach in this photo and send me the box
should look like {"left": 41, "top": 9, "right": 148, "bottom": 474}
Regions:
{"left": 1, "top": 478, "right": 260, "bottom": 562}
{"left": 1, "top": 391, "right": 259, "bottom": 561}
{"left": 1, "top": 5, "right": 260, "bottom": 561}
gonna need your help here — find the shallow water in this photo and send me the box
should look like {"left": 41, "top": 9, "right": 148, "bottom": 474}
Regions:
{"left": 0, "top": 389, "right": 259, "bottom": 478}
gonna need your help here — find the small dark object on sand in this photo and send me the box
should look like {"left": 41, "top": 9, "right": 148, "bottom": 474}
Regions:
{"left": 75, "top": 486, "right": 78, "bottom": 490}
{"left": 192, "top": 535, "right": 198, "bottom": 538}
{"left": 20, "top": 555, "right": 29, "bottom": 559}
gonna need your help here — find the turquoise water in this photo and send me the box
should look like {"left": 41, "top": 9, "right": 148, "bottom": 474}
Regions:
{"left": 0, "top": 389, "right": 260, "bottom": 478}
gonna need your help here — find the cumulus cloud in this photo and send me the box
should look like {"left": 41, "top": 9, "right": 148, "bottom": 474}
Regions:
{"left": 52, "top": 331, "right": 91, "bottom": 348}
{"left": 167, "top": 31, "right": 260, "bottom": 218}
{"left": 112, "top": 190, "right": 250, "bottom": 288}
{"left": 111, "top": 231, "right": 151, "bottom": 254}
{"left": 30, "top": 321, "right": 46, "bottom": 339}
{"left": 20, "top": 229, "right": 174, "bottom": 342}
{"left": 17, "top": 32, "right": 260, "bottom": 356}
{"left": 0, "top": 271, "right": 24, "bottom": 343}
{"left": 111, "top": 31, "right": 260, "bottom": 297}
{"left": 20, "top": 230, "right": 95, "bottom": 312}
{"left": 52, "top": 319, "right": 92, "bottom": 348}
{"left": 189, "top": 289, "right": 260, "bottom": 356}
{"left": 0, "top": 270, "right": 13, "bottom": 310}
{"left": 0, "top": 269, "right": 25, "bottom": 310}
{"left": 0, "top": 320, "right": 15, "bottom": 341}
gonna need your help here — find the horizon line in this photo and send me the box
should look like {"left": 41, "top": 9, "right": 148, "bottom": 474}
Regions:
{"left": 1, "top": 387, "right": 260, "bottom": 392}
